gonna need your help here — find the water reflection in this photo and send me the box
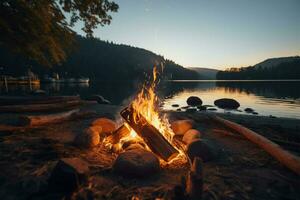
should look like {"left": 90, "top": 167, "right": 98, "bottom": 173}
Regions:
{"left": 1, "top": 80, "right": 300, "bottom": 119}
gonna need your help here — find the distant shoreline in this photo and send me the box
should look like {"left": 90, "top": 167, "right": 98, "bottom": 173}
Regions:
{"left": 169, "top": 79, "right": 300, "bottom": 82}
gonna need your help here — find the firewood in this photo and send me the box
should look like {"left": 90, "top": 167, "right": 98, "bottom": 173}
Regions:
{"left": 0, "top": 95, "right": 80, "bottom": 105}
{"left": 18, "top": 109, "right": 80, "bottom": 126}
{"left": 105, "top": 124, "right": 130, "bottom": 144}
{"left": 120, "top": 106, "right": 179, "bottom": 162}
{"left": 0, "top": 100, "right": 82, "bottom": 113}
{"left": 186, "top": 157, "right": 203, "bottom": 200}
{"left": 212, "top": 116, "right": 300, "bottom": 175}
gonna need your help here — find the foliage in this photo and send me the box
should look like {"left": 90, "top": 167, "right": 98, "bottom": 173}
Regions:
{"left": 0, "top": 0, "right": 118, "bottom": 67}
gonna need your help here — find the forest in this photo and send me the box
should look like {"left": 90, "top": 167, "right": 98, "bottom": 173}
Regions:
{"left": 216, "top": 59, "right": 300, "bottom": 80}
{"left": 0, "top": 35, "right": 198, "bottom": 81}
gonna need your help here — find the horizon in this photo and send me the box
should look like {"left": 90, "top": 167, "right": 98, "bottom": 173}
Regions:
{"left": 72, "top": 0, "right": 300, "bottom": 70}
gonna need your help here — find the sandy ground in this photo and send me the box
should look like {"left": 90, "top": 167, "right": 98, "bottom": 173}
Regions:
{"left": 0, "top": 103, "right": 299, "bottom": 199}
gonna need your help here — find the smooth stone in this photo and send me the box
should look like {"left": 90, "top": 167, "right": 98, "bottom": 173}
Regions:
{"left": 172, "top": 104, "right": 180, "bottom": 107}
{"left": 214, "top": 98, "right": 240, "bottom": 109}
{"left": 171, "top": 120, "right": 194, "bottom": 135}
{"left": 187, "top": 96, "right": 202, "bottom": 106}
{"left": 186, "top": 108, "right": 197, "bottom": 113}
{"left": 74, "top": 126, "right": 100, "bottom": 148}
{"left": 244, "top": 108, "right": 254, "bottom": 113}
{"left": 92, "top": 118, "right": 117, "bottom": 135}
{"left": 176, "top": 108, "right": 182, "bottom": 111}
{"left": 197, "top": 105, "right": 207, "bottom": 111}
{"left": 182, "top": 129, "right": 202, "bottom": 144}
{"left": 208, "top": 108, "right": 217, "bottom": 111}
{"left": 48, "top": 158, "right": 89, "bottom": 193}
{"left": 186, "top": 139, "right": 213, "bottom": 162}
{"left": 113, "top": 149, "right": 160, "bottom": 177}
{"left": 252, "top": 112, "right": 258, "bottom": 115}
{"left": 181, "top": 106, "right": 190, "bottom": 109}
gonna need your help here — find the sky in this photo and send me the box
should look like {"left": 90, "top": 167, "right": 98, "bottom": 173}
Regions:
{"left": 73, "top": 0, "right": 300, "bottom": 70}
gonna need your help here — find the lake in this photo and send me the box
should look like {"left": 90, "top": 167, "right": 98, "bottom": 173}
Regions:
{"left": 1, "top": 80, "right": 300, "bottom": 119}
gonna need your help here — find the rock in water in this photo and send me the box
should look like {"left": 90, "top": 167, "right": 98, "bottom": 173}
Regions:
{"left": 92, "top": 118, "right": 117, "bottom": 135}
{"left": 187, "top": 96, "right": 202, "bottom": 106}
{"left": 113, "top": 149, "right": 160, "bottom": 177}
{"left": 186, "top": 139, "right": 213, "bottom": 162}
{"left": 74, "top": 126, "right": 100, "bottom": 148}
{"left": 244, "top": 108, "right": 254, "bottom": 113}
{"left": 172, "top": 104, "right": 180, "bottom": 107}
{"left": 171, "top": 120, "right": 194, "bottom": 135}
{"left": 197, "top": 106, "right": 207, "bottom": 111}
{"left": 214, "top": 98, "right": 240, "bottom": 109}
{"left": 48, "top": 158, "right": 89, "bottom": 193}
{"left": 183, "top": 129, "right": 201, "bottom": 144}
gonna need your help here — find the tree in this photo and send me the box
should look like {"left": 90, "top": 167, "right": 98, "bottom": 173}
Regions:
{"left": 0, "top": 0, "right": 118, "bottom": 67}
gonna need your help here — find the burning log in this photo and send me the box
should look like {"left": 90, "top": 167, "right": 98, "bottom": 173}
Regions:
{"left": 120, "top": 106, "right": 179, "bottom": 162}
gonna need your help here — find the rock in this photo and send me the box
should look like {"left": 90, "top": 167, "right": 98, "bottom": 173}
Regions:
{"left": 207, "top": 108, "right": 217, "bottom": 111}
{"left": 176, "top": 108, "right": 182, "bottom": 111}
{"left": 269, "top": 115, "right": 277, "bottom": 118}
{"left": 186, "top": 108, "right": 197, "bottom": 113}
{"left": 113, "top": 149, "right": 160, "bottom": 177}
{"left": 186, "top": 139, "right": 213, "bottom": 162}
{"left": 85, "top": 95, "right": 111, "bottom": 104}
{"left": 74, "top": 126, "right": 100, "bottom": 148}
{"left": 48, "top": 158, "right": 89, "bottom": 193}
{"left": 122, "top": 140, "right": 145, "bottom": 150}
{"left": 252, "top": 112, "right": 258, "bottom": 115}
{"left": 124, "top": 143, "right": 145, "bottom": 151}
{"left": 92, "top": 118, "right": 117, "bottom": 135}
{"left": 181, "top": 106, "right": 190, "bottom": 109}
{"left": 182, "top": 129, "right": 201, "bottom": 144}
{"left": 187, "top": 96, "right": 202, "bottom": 106}
{"left": 171, "top": 120, "right": 194, "bottom": 135}
{"left": 30, "top": 89, "right": 47, "bottom": 96}
{"left": 244, "top": 108, "right": 254, "bottom": 113}
{"left": 172, "top": 104, "right": 180, "bottom": 107}
{"left": 214, "top": 98, "right": 240, "bottom": 109}
{"left": 197, "top": 106, "right": 207, "bottom": 111}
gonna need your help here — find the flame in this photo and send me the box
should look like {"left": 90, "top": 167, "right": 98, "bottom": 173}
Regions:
{"left": 125, "top": 66, "right": 186, "bottom": 163}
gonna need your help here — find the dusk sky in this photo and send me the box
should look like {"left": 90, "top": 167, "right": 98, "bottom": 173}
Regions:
{"left": 74, "top": 0, "right": 300, "bottom": 70}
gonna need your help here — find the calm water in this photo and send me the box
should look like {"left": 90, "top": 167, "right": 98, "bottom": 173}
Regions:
{"left": 1, "top": 80, "right": 300, "bottom": 119}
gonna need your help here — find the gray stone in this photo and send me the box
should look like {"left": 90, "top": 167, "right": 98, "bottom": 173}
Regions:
{"left": 187, "top": 96, "right": 202, "bottom": 106}
{"left": 182, "top": 129, "right": 201, "bottom": 144}
{"left": 186, "top": 139, "right": 213, "bottom": 162}
{"left": 172, "top": 104, "right": 180, "bottom": 107}
{"left": 171, "top": 120, "right": 194, "bottom": 135}
{"left": 197, "top": 105, "right": 207, "bottom": 111}
{"left": 244, "top": 108, "right": 254, "bottom": 113}
{"left": 74, "top": 126, "right": 100, "bottom": 148}
{"left": 214, "top": 98, "right": 240, "bottom": 109}
{"left": 48, "top": 158, "right": 89, "bottom": 193}
{"left": 113, "top": 149, "right": 160, "bottom": 177}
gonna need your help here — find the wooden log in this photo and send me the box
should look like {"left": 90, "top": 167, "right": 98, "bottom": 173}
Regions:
{"left": 0, "top": 95, "right": 80, "bottom": 105}
{"left": 105, "top": 124, "right": 130, "bottom": 144}
{"left": 0, "top": 100, "right": 82, "bottom": 113}
{"left": 212, "top": 115, "right": 300, "bottom": 175}
{"left": 186, "top": 157, "right": 203, "bottom": 200}
{"left": 120, "top": 106, "right": 179, "bottom": 162}
{"left": 18, "top": 109, "right": 80, "bottom": 126}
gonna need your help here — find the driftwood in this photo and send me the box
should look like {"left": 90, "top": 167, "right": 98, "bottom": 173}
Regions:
{"left": 0, "top": 95, "right": 80, "bottom": 105}
{"left": 120, "top": 106, "right": 179, "bottom": 162}
{"left": 212, "top": 115, "right": 300, "bottom": 175}
{"left": 186, "top": 157, "right": 203, "bottom": 200}
{"left": 18, "top": 109, "right": 80, "bottom": 126}
{"left": 0, "top": 100, "right": 82, "bottom": 113}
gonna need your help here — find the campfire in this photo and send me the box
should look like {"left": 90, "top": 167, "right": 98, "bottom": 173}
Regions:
{"left": 103, "top": 67, "right": 186, "bottom": 164}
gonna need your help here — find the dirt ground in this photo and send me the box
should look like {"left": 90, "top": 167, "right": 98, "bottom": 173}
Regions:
{"left": 0, "top": 104, "right": 299, "bottom": 200}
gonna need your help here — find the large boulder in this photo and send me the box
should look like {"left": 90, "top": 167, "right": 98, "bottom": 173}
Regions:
{"left": 74, "top": 126, "right": 100, "bottom": 148}
{"left": 48, "top": 158, "right": 89, "bottom": 193}
{"left": 214, "top": 98, "right": 240, "bottom": 109}
{"left": 113, "top": 149, "right": 160, "bottom": 177}
{"left": 186, "top": 139, "right": 213, "bottom": 162}
{"left": 171, "top": 120, "right": 194, "bottom": 135}
{"left": 92, "top": 118, "right": 117, "bottom": 135}
{"left": 186, "top": 96, "right": 202, "bottom": 106}
{"left": 182, "top": 129, "right": 201, "bottom": 144}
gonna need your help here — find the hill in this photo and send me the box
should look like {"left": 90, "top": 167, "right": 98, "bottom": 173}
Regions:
{"left": 216, "top": 56, "right": 300, "bottom": 80}
{"left": 0, "top": 36, "right": 198, "bottom": 81}
{"left": 189, "top": 67, "right": 219, "bottom": 79}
